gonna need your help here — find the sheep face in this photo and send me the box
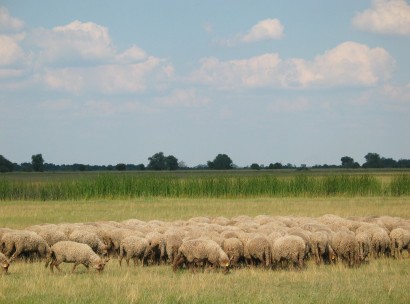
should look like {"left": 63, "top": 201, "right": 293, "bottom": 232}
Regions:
{"left": 93, "top": 258, "right": 109, "bottom": 272}
{"left": 2, "top": 261, "right": 9, "bottom": 273}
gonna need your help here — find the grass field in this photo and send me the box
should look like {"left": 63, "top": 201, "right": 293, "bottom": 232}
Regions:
{"left": 1, "top": 170, "right": 409, "bottom": 303}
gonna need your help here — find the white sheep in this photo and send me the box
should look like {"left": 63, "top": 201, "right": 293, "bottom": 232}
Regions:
{"left": 46, "top": 241, "right": 109, "bottom": 273}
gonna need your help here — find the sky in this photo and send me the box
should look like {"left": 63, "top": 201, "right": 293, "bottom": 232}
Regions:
{"left": 1, "top": 0, "right": 409, "bottom": 167}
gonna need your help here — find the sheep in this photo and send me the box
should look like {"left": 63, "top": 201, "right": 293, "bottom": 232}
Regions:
{"left": 0, "top": 252, "right": 11, "bottom": 274}
{"left": 46, "top": 241, "right": 109, "bottom": 273}
{"left": 118, "top": 236, "right": 150, "bottom": 267}
{"left": 1, "top": 230, "right": 51, "bottom": 262}
{"left": 173, "top": 239, "right": 231, "bottom": 273}
{"left": 222, "top": 237, "right": 244, "bottom": 267}
{"left": 37, "top": 229, "right": 68, "bottom": 246}
{"left": 331, "top": 231, "right": 360, "bottom": 267}
{"left": 160, "top": 232, "right": 183, "bottom": 264}
{"left": 145, "top": 231, "right": 165, "bottom": 265}
{"left": 355, "top": 232, "right": 371, "bottom": 262}
{"left": 270, "top": 235, "right": 306, "bottom": 270}
{"left": 390, "top": 228, "right": 410, "bottom": 258}
{"left": 309, "top": 230, "right": 334, "bottom": 265}
{"left": 69, "top": 230, "right": 108, "bottom": 256}
{"left": 244, "top": 236, "right": 271, "bottom": 268}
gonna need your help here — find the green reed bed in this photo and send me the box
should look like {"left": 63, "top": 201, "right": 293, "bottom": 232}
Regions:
{"left": 0, "top": 173, "right": 409, "bottom": 201}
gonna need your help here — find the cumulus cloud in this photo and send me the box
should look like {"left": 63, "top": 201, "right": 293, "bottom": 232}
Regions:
{"left": 191, "top": 53, "right": 282, "bottom": 89}
{"left": 241, "top": 19, "right": 284, "bottom": 43}
{"left": 352, "top": 0, "right": 410, "bottom": 35}
{"left": 0, "top": 34, "right": 25, "bottom": 66}
{"left": 42, "top": 56, "right": 171, "bottom": 94}
{"left": 383, "top": 83, "right": 410, "bottom": 102}
{"left": 221, "top": 18, "right": 284, "bottom": 46}
{"left": 191, "top": 41, "right": 395, "bottom": 89}
{"left": 30, "top": 20, "right": 116, "bottom": 64}
{"left": 0, "top": 14, "right": 173, "bottom": 94}
{"left": 0, "top": 7, "right": 24, "bottom": 32}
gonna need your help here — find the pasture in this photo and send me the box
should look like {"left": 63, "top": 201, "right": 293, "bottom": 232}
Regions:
{"left": 1, "top": 170, "right": 409, "bottom": 303}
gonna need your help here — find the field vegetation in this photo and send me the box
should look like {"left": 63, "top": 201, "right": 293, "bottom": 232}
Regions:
{"left": 1, "top": 170, "right": 409, "bottom": 200}
{"left": 0, "top": 170, "right": 409, "bottom": 303}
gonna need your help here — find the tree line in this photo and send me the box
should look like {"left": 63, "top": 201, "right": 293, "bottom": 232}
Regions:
{"left": 1, "top": 152, "right": 410, "bottom": 173}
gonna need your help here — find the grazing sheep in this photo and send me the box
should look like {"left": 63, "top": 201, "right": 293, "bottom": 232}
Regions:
{"left": 270, "top": 235, "right": 306, "bottom": 270}
{"left": 244, "top": 236, "right": 271, "bottom": 267}
{"left": 118, "top": 236, "right": 150, "bottom": 267}
{"left": 46, "top": 241, "right": 109, "bottom": 273}
{"left": 331, "top": 231, "right": 360, "bottom": 267}
{"left": 222, "top": 237, "right": 244, "bottom": 267}
{"left": 37, "top": 229, "right": 68, "bottom": 246}
{"left": 355, "top": 232, "right": 371, "bottom": 262}
{"left": 160, "top": 232, "right": 183, "bottom": 264}
{"left": 69, "top": 230, "right": 108, "bottom": 256}
{"left": 145, "top": 231, "right": 165, "bottom": 265}
{"left": 173, "top": 239, "right": 231, "bottom": 273}
{"left": 0, "top": 252, "right": 11, "bottom": 274}
{"left": 390, "top": 228, "right": 410, "bottom": 258}
{"left": 309, "top": 230, "right": 333, "bottom": 265}
{"left": 1, "top": 230, "right": 51, "bottom": 262}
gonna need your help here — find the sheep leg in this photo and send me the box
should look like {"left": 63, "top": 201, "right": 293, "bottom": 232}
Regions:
{"left": 72, "top": 262, "right": 80, "bottom": 273}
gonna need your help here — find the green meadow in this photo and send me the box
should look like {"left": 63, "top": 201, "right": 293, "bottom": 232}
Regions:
{"left": 0, "top": 170, "right": 409, "bottom": 303}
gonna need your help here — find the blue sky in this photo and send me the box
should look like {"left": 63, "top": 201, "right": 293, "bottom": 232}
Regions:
{"left": 1, "top": 0, "right": 409, "bottom": 167}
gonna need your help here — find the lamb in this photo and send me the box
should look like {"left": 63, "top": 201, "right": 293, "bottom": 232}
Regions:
{"left": 1, "top": 230, "right": 51, "bottom": 262}
{"left": 270, "top": 235, "right": 306, "bottom": 269}
{"left": 69, "top": 230, "right": 108, "bottom": 256}
{"left": 222, "top": 237, "right": 244, "bottom": 267}
{"left": 46, "top": 241, "right": 109, "bottom": 273}
{"left": 37, "top": 229, "right": 68, "bottom": 246}
{"left": 0, "top": 252, "right": 11, "bottom": 274}
{"left": 390, "top": 228, "right": 410, "bottom": 258}
{"left": 118, "top": 236, "right": 150, "bottom": 267}
{"left": 173, "top": 239, "right": 231, "bottom": 273}
{"left": 244, "top": 236, "right": 271, "bottom": 267}
{"left": 331, "top": 231, "right": 360, "bottom": 267}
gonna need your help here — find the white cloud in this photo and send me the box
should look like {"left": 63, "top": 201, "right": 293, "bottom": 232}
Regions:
{"left": 0, "top": 35, "right": 25, "bottom": 66}
{"left": 222, "top": 18, "right": 284, "bottom": 46}
{"left": 383, "top": 83, "right": 410, "bottom": 102}
{"left": 241, "top": 19, "right": 284, "bottom": 43}
{"left": 115, "top": 45, "right": 147, "bottom": 63}
{"left": 31, "top": 20, "right": 116, "bottom": 64}
{"left": 352, "top": 0, "right": 410, "bottom": 35}
{"left": 155, "top": 89, "right": 209, "bottom": 107}
{"left": 191, "top": 53, "right": 282, "bottom": 89}
{"left": 192, "top": 41, "right": 395, "bottom": 89}
{"left": 0, "top": 7, "right": 24, "bottom": 32}
{"left": 41, "top": 56, "right": 172, "bottom": 94}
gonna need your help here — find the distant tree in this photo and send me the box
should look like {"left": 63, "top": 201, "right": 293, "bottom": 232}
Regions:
{"left": 341, "top": 156, "right": 354, "bottom": 168}
{"left": 268, "top": 162, "right": 283, "bottom": 169}
{"left": 78, "top": 164, "right": 86, "bottom": 171}
{"left": 116, "top": 163, "right": 126, "bottom": 171}
{"left": 147, "top": 152, "right": 179, "bottom": 170}
{"left": 31, "top": 154, "right": 44, "bottom": 172}
{"left": 135, "top": 163, "right": 146, "bottom": 170}
{"left": 207, "top": 154, "right": 233, "bottom": 170}
{"left": 397, "top": 159, "right": 410, "bottom": 168}
{"left": 165, "top": 155, "right": 179, "bottom": 170}
{"left": 363, "top": 153, "right": 382, "bottom": 168}
{"left": 0, "top": 155, "right": 14, "bottom": 173}
{"left": 381, "top": 157, "right": 397, "bottom": 168}
{"left": 147, "top": 152, "right": 166, "bottom": 170}
{"left": 250, "top": 163, "right": 261, "bottom": 170}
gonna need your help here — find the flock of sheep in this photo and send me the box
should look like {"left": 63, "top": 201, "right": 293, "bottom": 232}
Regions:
{"left": 1, "top": 214, "right": 410, "bottom": 274}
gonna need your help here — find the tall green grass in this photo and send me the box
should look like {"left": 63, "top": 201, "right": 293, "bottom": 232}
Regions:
{"left": 0, "top": 173, "right": 409, "bottom": 200}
